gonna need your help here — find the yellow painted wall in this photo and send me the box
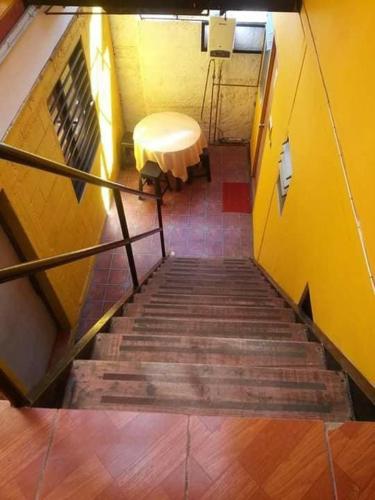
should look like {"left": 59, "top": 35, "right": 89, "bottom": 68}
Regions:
{"left": 0, "top": 14, "right": 123, "bottom": 328}
{"left": 110, "top": 15, "right": 262, "bottom": 142}
{"left": 251, "top": 5, "right": 375, "bottom": 384}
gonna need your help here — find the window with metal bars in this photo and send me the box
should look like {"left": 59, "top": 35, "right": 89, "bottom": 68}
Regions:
{"left": 48, "top": 40, "right": 100, "bottom": 201}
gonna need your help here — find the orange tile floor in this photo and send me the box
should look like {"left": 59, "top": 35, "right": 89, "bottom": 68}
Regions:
{"left": 1, "top": 400, "right": 374, "bottom": 499}
{"left": 78, "top": 145, "right": 253, "bottom": 335}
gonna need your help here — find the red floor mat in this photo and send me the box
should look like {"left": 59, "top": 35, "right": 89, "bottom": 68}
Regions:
{"left": 222, "top": 182, "right": 252, "bottom": 213}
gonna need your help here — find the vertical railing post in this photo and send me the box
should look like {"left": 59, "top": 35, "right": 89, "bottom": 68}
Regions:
{"left": 113, "top": 189, "right": 139, "bottom": 289}
{"left": 156, "top": 198, "right": 166, "bottom": 258}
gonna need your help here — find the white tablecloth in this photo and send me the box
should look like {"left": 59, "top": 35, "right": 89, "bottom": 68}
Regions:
{"left": 133, "top": 112, "right": 207, "bottom": 182}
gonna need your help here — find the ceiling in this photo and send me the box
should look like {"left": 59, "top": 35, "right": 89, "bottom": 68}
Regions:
{"left": 26, "top": 0, "right": 302, "bottom": 14}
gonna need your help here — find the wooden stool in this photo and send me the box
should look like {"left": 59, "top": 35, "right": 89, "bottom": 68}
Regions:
{"left": 187, "top": 147, "right": 211, "bottom": 183}
{"left": 120, "top": 131, "right": 134, "bottom": 167}
{"left": 138, "top": 161, "right": 171, "bottom": 203}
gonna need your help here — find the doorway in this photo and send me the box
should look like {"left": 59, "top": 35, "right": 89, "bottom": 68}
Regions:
{"left": 252, "top": 39, "right": 277, "bottom": 186}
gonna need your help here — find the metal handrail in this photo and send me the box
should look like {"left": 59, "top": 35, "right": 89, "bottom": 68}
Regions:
{"left": 0, "top": 228, "right": 161, "bottom": 284}
{"left": 28, "top": 257, "right": 165, "bottom": 408}
{"left": 0, "top": 141, "right": 166, "bottom": 406}
{"left": 0, "top": 143, "right": 158, "bottom": 199}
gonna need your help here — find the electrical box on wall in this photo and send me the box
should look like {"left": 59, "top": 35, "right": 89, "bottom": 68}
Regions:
{"left": 208, "top": 17, "right": 236, "bottom": 59}
{"left": 279, "top": 139, "right": 293, "bottom": 197}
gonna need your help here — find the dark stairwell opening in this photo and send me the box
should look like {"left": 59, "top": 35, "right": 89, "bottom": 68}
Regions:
{"left": 299, "top": 285, "right": 321, "bottom": 346}
{"left": 299, "top": 284, "right": 375, "bottom": 421}
{"left": 299, "top": 285, "right": 313, "bottom": 321}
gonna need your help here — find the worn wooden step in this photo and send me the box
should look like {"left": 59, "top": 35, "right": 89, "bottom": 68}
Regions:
{"left": 125, "top": 303, "right": 295, "bottom": 322}
{"left": 149, "top": 275, "right": 273, "bottom": 287}
{"left": 163, "top": 264, "right": 258, "bottom": 273}
{"left": 68, "top": 360, "right": 352, "bottom": 421}
{"left": 135, "top": 292, "right": 286, "bottom": 308}
{"left": 161, "top": 258, "right": 258, "bottom": 267}
{"left": 165, "top": 259, "right": 253, "bottom": 269}
{"left": 147, "top": 279, "right": 275, "bottom": 295}
{"left": 142, "top": 279, "right": 274, "bottom": 298}
{"left": 155, "top": 272, "right": 266, "bottom": 283}
{"left": 156, "top": 265, "right": 264, "bottom": 277}
{"left": 92, "top": 334, "right": 325, "bottom": 368}
{"left": 110, "top": 317, "right": 308, "bottom": 341}
{"left": 167, "top": 257, "right": 250, "bottom": 264}
{"left": 153, "top": 271, "right": 267, "bottom": 284}
{"left": 142, "top": 283, "right": 278, "bottom": 298}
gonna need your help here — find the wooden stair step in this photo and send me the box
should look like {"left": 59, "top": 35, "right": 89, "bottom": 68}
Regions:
{"left": 92, "top": 334, "right": 325, "bottom": 368}
{"left": 135, "top": 292, "right": 286, "bottom": 307}
{"left": 68, "top": 360, "right": 352, "bottom": 421}
{"left": 142, "top": 283, "right": 278, "bottom": 297}
{"left": 148, "top": 276, "right": 273, "bottom": 289}
{"left": 154, "top": 274, "right": 267, "bottom": 284}
{"left": 125, "top": 303, "right": 295, "bottom": 322}
{"left": 63, "top": 256, "right": 353, "bottom": 422}
{"left": 156, "top": 266, "right": 264, "bottom": 276}
{"left": 153, "top": 272, "right": 267, "bottom": 284}
{"left": 166, "top": 257, "right": 251, "bottom": 267}
{"left": 110, "top": 317, "right": 308, "bottom": 341}
{"left": 162, "top": 261, "right": 262, "bottom": 275}
{"left": 161, "top": 259, "right": 258, "bottom": 267}
{"left": 165, "top": 259, "right": 253, "bottom": 268}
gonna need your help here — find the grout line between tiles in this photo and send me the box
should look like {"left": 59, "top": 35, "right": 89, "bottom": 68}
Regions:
{"left": 184, "top": 415, "right": 191, "bottom": 500}
{"left": 34, "top": 409, "right": 60, "bottom": 500}
{"left": 323, "top": 423, "right": 339, "bottom": 500}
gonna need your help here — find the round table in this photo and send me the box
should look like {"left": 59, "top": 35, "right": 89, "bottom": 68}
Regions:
{"left": 133, "top": 112, "right": 207, "bottom": 182}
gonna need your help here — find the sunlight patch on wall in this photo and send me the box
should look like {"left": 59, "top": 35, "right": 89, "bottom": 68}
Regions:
{"left": 89, "top": 10, "right": 115, "bottom": 213}
{"left": 100, "top": 152, "right": 111, "bottom": 212}
{"left": 98, "top": 48, "right": 114, "bottom": 176}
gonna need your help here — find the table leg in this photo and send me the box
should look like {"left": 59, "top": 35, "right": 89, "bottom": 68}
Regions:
{"left": 166, "top": 171, "right": 182, "bottom": 191}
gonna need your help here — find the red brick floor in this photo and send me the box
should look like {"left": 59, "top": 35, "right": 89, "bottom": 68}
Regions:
{"left": 1, "top": 401, "right": 374, "bottom": 499}
{"left": 78, "top": 145, "right": 253, "bottom": 335}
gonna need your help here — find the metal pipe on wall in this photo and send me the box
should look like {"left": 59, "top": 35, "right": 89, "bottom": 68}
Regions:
{"left": 208, "top": 59, "right": 216, "bottom": 144}
{"left": 213, "top": 61, "right": 223, "bottom": 143}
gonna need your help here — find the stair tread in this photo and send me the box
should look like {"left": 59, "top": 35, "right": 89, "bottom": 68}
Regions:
{"left": 110, "top": 317, "right": 308, "bottom": 341}
{"left": 125, "top": 303, "right": 295, "bottom": 322}
{"left": 167, "top": 257, "right": 255, "bottom": 267}
{"left": 92, "top": 333, "right": 325, "bottom": 368}
{"left": 150, "top": 268, "right": 269, "bottom": 276}
{"left": 155, "top": 269, "right": 265, "bottom": 277}
{"left": 153, "top": 274, "right": 267, "bottom": 283}
{"left": 146, "top": 285, "right": 275, "bottom": 297}
{"left": 69, "top": 360, "right": 352, "bottom": 421}
{"left": 143, "top": 284, "right": 278, "bottom": 297}
{"left": 64, "top": 256, "right": 353, "bottom": 421}
{"left": 148, "top": 277, "right": 273, "bottom": 288}
{"left": 135, "top": 292, "right": 285, "bottom": 307}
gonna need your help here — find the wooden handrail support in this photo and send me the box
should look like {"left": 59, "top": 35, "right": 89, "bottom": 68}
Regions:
{"left": 252, "top": 258, "right": 375, "bottom": 405}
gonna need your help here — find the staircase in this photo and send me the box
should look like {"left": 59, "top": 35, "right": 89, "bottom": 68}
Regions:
{"left": 66, "top": 257, "right": 352, "bottom": 420}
